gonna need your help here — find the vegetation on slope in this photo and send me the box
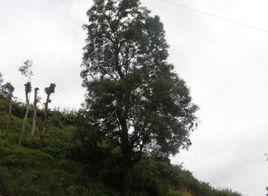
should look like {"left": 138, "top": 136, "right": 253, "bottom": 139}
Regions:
{"left": 0, "top": 95, "right": 240, "bottom": 196}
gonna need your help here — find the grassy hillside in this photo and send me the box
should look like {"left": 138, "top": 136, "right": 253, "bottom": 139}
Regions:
{"left": 0, "top": 95, "right": 241, "bottom": 196}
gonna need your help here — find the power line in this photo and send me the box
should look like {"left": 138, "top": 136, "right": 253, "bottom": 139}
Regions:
{"left": 156, "top": 0, "right": 268, "bottom": 33}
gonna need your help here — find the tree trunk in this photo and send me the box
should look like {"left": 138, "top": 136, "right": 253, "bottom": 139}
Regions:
{"left": 119, "top": 115, "right": 133, "bottom": 195}
{"left": 31, "top": 88, "right": 38, "bottom": 142}
{"left": 41, "top": 94, "right": 49, "bottom": 136}
{"left": 122, "top": 163, "right": 132, "bottom": 196}
{"left": 5, "top": 94, "right": 12, "bottom": 137}
{"left": 18, "top": 93, "right": 30, "bottom": 145}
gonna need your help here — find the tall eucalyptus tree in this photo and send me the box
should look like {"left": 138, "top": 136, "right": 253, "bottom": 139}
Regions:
{"left": 31, "top": 87, "right": 39, "bottom": 142}
{"left": 18, "top": 60, "right": 33, "bottom": 145}
{"left": 42, "top": 83, "right": 56, "bottom": 136}
{"left": 2, "top": 82, "right": 15, "bottom": 137}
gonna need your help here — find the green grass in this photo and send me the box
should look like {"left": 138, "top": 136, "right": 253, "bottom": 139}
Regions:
{"left": 0, "top": 107, "right": 115, "bottom": 195}
{"left": 0, "top": 95, "right": 241, "bottom": 196}
{"left": 0, "top": 138, "right": 116, "bottom": 196}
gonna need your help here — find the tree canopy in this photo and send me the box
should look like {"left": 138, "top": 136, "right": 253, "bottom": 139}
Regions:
{"left": 45, "top": 83, "right": 56, "bottom": 94}
{"left": 82, "top": 0, "right": 198, "bottom": 163}
{"left": 18, "top": 59, "right": 33, "bottom": 81}
{"left": 1, "top": 82, "right": 15, "bottom": 98}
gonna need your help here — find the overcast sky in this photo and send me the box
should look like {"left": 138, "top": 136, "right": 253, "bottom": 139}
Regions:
{"left": 1, "top": 0, "right": 268, "bottom": 195}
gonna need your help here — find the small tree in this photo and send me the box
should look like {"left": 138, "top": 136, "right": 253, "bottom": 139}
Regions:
{"left": 18, "top": 59, "right": 33, "bottom": 145}
{"left": 42, "top": 83, "right": 56, "bottom": 135}
{"left": 31, "top": 87, "right": 39, "bottom": 142}
{"left": 2, "top": 82, "right": 15, "bottom": 137}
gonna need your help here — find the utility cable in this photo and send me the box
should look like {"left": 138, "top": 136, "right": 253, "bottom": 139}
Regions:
{"left": 156, "top": 0, "right": 268, "bottom": 33}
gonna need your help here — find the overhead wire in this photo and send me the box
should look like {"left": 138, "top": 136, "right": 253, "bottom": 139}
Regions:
{"left": 155, "top": 0, "right": 268, "bottom": 33}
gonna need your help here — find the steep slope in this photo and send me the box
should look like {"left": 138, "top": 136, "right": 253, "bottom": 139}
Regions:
{"left": 0, "top": 95, "right": 241, "bottom": 196}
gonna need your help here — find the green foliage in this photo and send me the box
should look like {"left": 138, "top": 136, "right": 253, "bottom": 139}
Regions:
{"left": 48, "top": 108, "right": 78, "bottom": 127}
{"left": 0, "top": 95, "right": 6, "bottom": 111}
{"left": 44, "top": 83, "right": 56, "bottom": 97}
{"left": 0, "top": 94, "right": 240, "bottom": 196}
{"left": 24, "top": 82, "right": 32, "bottom": 94}
{"left": 166, "top": 191, "right": 191, "bottom": 196}
{"left": 82, "top": 1, "right": 199, "bottom": 194}
{"left": 18, "top": 59, "right": 33, "bottom": 81}
{"left": 0, "top": 112, "right": 30, "bottom": 141}
{"left": 133, "top": 157, "right": 241, "bottom": 196}
{"left": 0, "top": 133, "right": 115, "bottom": 196}
{"left": 82, "top": 0, "right": 198, "bottom": 180}
{"left": 1, "top": 82, "right": 15, "bottom": 97}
